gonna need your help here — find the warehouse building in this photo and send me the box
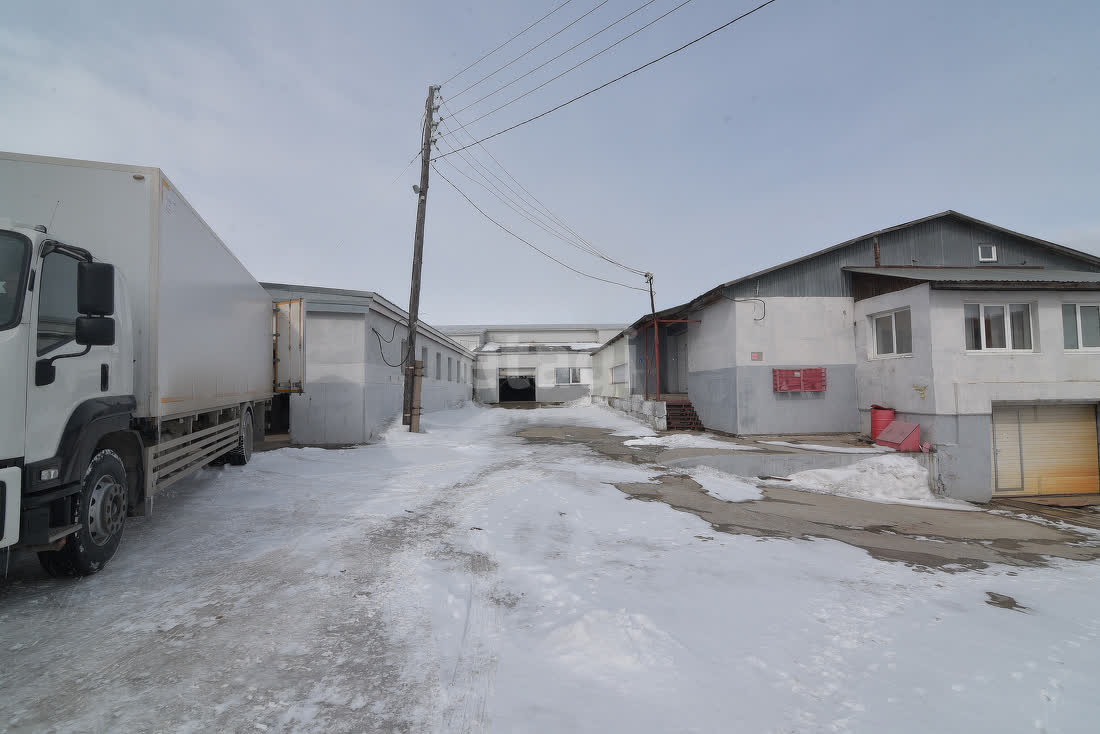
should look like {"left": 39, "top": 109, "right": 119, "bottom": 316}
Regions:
{"left": 263, "top": 283, "right": 474, "bottom": 444}
{"left": 591, "top": 211, "right": 1100, "bottom": 502}
{"left": 440, "top": 324, "right": 624, "bottom": 404}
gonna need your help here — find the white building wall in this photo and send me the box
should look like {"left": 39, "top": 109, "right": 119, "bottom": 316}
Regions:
{"left": 474, "top": 350, "right": 594, "bottom": 402}
{"left": 734, "top": 297, "right": 856, "bottom": 367}
{"left": 854, "top": 284, "right": 935, "bottom": 418}
{"left": 929, "top": 289, "right": 1100, "bottom": 415}
{"left": 592, "top": 338, "right": 630, "bottom": 399}
{"left": 289, "top": 307, "right": 473, "bottom": 445}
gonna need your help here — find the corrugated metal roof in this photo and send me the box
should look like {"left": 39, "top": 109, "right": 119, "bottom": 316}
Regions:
{"left": 844, "top": 267, "right": 1100, "bottom": 283}
{"left": 596, "top": 211, "right": 1100, "bottom": 351}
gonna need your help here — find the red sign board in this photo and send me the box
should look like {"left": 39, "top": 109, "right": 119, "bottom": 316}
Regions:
{"left": 772, "top": 367, "right": 826, "bottom": 393}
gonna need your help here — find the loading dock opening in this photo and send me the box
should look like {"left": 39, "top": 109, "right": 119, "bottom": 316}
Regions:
{"left": 499, "top": 375, "right": 536, "bottom": 402}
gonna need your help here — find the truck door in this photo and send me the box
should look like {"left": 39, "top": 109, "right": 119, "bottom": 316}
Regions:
{"left": 273, "top": 299, "right": 305, "bottom": 393}
{"left": 24, "top": 247, "right": 107, "bottom": 464}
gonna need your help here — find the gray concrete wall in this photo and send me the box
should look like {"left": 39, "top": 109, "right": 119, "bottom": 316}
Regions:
{"left": 536, "top": 385, "right": 589, "bottom": 403}
{"left": 686, "top": 367, "right": 737, "bottom": 434}
{"left": 735, "top": 363, "right": 860, "bottom": 434}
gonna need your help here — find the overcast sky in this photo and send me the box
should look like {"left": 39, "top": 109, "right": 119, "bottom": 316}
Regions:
{"left": 3, "top": 0, "right": 1099, "bottom": 325}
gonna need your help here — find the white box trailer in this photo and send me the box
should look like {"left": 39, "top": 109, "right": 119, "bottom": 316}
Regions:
{"left": 0, "top": 152, "right": 304, "bottom": 575}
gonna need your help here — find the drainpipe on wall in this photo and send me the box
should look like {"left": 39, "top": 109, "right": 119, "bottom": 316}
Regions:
{"left": 873, "top": 236, "right": 881, "bottom": 267}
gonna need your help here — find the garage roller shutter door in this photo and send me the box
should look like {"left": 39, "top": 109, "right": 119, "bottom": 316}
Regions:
{"left": 993, "top": 404, "right": 1099, "bottom": 495}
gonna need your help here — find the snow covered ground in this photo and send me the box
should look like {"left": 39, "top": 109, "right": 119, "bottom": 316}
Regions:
{"left": 3, "top": 404, "right": 1100, "bottom": 733}
{"left": 623, "top": 434, "right": 760, "bottom": 450}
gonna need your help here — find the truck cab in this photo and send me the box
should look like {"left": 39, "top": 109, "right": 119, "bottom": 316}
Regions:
{"left": 1, "top": 221, "right": 138, "bottom": 574}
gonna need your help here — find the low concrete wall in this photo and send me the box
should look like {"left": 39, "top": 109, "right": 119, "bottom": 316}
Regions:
{"left": 593, "top": 395, "right": 667, "bottom": 431}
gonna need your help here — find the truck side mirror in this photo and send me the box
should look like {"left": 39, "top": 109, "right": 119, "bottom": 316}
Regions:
{"left": 77, "top": 261, "right": 115, "bottom": 316}
{"left": 75, "top": 316, "right": 115, "bottom": 346}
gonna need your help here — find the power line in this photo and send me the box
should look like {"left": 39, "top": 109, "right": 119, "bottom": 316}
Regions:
{"left": 442, "top": 0, "right": 576, "bottom": 87}
{"left": 434, "top": 0, "right": 780, "bottom": 160}
{"left": 435, "top": 150, "right": 603, "bottom": 264}
{"left": 436, "top": 103, "right": 648, "bottom": 276}
{"left": 449, "top": 0, "right": 696, "bottom": 136}
{"left": 450, "top": 0, "right": 661, "bottom": 118}
{"left": 433, "top": 163, "right": 649, "bottom": 292}
{"left": 435, "top": 116, "right": 610, "bottom": 259}
{"left": 447, "top": 0, "right": 611, "bottom": 103}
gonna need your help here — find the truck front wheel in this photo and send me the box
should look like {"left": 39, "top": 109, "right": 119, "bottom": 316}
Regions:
{"left": 38, "top": 450, "right": 127, "bottom": 577}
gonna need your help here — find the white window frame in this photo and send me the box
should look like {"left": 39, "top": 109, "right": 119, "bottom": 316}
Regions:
{"left": 977, "top": 244, "right": 998, "bottom": 263}
{"left": 870, "top": 307, "right": 913, "bottom": 358}
{"left": 964, "top": 302, "right": 1034, "bottom": 352}
{"left": 555, "top": 367, "right": 582, "bottom": 385}
{"left": 610, "top": 363, "right": 628, "bottom": 384}
{"left": 1063, "top": 303, "right": 1100, "bottom": 352}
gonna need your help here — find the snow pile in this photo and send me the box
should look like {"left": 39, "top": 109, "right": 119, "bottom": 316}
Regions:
{"left": 624, "top": 434, "right": 760, "bottom": 450}
{"left": 546, "top": 609, "right": 679, "bottom": 688}
{"left": 688, "top": 466, "right": 763, "bottom": 502}
{"left": 776, "top": 455, "right": 978, "bottom": 510}
{"left": 761, "top": 440, "right": 893, "bottom": 454}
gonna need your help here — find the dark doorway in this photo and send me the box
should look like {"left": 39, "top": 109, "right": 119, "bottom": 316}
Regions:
{"left": 268, "top": 393, "right": 291, "bottom": 433}
{"left": 499, "top": 376, "right": 536, "bottom": 402}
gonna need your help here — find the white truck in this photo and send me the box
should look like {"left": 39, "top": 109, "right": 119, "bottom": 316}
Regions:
{"left": 0, "top": 152, "right": 304, "bottom": 575}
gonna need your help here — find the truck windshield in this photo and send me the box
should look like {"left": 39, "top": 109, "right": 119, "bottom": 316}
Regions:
{"left": 0, "top": 230, "right": 31, "bottom": 330}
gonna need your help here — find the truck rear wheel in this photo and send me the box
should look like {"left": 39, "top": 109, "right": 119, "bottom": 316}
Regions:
{"left": 228, "top": 412, "right": 254, "bottom": 466}
{"left": 38, "top": 450, "right": 128, "bottom": 577}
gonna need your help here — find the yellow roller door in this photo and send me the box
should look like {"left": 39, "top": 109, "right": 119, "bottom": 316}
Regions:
{"left": 992, "top": 406, "right": 1023, "bottom": 492}
{"left": 994, "top": 404, "right": 1099, "bottom": 496}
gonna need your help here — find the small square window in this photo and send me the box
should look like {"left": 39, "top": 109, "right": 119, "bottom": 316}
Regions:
{"left": 978, "top": 244, "right": 997, "bottom": 263}
{"left": 871, "top": 308, "right": 912, "bottom": 357}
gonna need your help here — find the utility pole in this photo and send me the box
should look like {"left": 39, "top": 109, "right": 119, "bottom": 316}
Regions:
{"left": 646, "top": 272, "right": 659, "bottom": 402}
{"left": 402, "top": 84, "right": 439, "bottom": 429}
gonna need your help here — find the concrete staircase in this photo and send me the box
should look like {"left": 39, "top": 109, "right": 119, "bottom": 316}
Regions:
{"left": 665, "top": 400, "right": 704, "bottom": 431}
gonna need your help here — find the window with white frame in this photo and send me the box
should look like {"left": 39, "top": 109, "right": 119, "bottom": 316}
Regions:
{"left": 435, "top": 352, "right": 441, "bottom": 379}
{"left": 555, "top": 367, "right": 582, "bottom": 385}
{"left": 1063, "top": 303, "right": 1100, "bottom": 350}
{"left": 872, "top": 308, "right": 912, "bottom": 357}
{"left": 977, "top": 243, "right": 998, "bottom": 263}
{"left": 447, "top": 357, "right": 453, "bottom": 381}
{"left": 964, "top": 303, "right": 1033, "bottom": 350}
{"left": 610, "top": 363, "right": 628, "bottom": 384}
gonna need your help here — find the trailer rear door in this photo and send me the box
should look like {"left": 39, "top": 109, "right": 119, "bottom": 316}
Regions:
{"left": 274, "top": 299, "right": 305, "bottom": 393}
